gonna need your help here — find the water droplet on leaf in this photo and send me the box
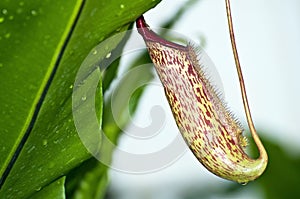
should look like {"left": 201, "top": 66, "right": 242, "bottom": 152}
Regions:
{"left": 2, "top": 9, "right": 8, "bottom": 15}
{"left": 31, "top": 10, "right": 37, "bottom": 16}
{"left": 27, "top": 145, "right": 36, "bottom": 153}
{"left": 53, "top": 139, "right": 59, "bottom": 144}
{"left": 42, "top": 139, "right": 48, "bottom": 146}
{"left": 106, "top": 52, "right": 112, "bottom": 58}
{"left": 92, "top": 49, "right": 97, "bottom": 55}
{"left": 4, "top": 33, "right": 11, "bottom": 39}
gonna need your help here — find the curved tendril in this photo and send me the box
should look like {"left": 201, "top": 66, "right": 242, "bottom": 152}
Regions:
{"left": 225, "top": 0, "right": 268, "bottom": 162}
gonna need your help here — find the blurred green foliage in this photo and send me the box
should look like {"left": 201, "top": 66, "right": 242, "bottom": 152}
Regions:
{"left": 258, "top": 138, "right": 300, "bottom": 199}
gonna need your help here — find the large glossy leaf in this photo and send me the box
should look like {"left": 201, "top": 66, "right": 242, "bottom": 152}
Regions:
{"left": 0, "top": 0, "right": 161, "bottom": 198}
{"left": 0, "top": 0, "right": 83, "bottom": 181}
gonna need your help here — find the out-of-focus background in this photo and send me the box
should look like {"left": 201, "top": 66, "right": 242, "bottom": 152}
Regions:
{"left": 107, "top": 0, "right": 300, "bottom": 198}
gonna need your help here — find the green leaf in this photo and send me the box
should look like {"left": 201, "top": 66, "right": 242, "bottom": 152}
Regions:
{"left": 0, "top": 0, "right": 161, "bottom": 198}
{"left": 0, "top": 0, "right": 84, "bottom": 181}
{"left": 31, "top": 176, "right": 66, "bottom": 199}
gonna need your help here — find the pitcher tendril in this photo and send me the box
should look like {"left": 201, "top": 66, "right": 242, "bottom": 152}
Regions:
{"left": 225, "top": 0, "right": 268, "bottom": 180}
{"left": 136, "top": 0, "right": 267, "bottom": 184}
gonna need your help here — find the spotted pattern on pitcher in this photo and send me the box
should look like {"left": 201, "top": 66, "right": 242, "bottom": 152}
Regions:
{"left": 136, "top": 16, "right": 267, "bottom": 184}
{"left": 148, "top": 41, "right": 248, "bottom": 176}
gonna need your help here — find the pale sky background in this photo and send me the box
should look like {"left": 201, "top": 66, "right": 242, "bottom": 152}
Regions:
{"left": 108, "top": 0, "right": 300, "bottom": 198}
